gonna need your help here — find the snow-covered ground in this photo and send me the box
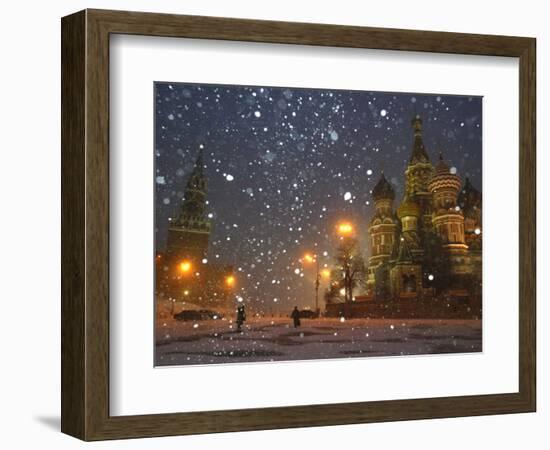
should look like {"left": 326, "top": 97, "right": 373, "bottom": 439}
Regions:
{"left": 155, "top": 317, "right": 482, "bottom": 366}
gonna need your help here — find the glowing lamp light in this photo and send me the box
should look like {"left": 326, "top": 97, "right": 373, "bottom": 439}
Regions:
{"left": 179, "top": 260, "right": 192, "bottom": 273}
{"left": 337, "top": 222, "right": 354, "bottom": 236}
{"left": 321, "top": 269, "right": 331, "bottom": 279}
{"left": 225, "top": 275, "right": 236, "bottom": 287}
{"left": 303, "top": 253, "right": 315, "bottom": 263}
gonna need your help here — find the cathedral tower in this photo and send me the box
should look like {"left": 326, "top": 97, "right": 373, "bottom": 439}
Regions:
{"left": 389, "top": 236, "right": 423, "bottom": 298}
{"left": 458, "top": 177, "right": 482, "bottom": 272}
{"left": 404, "top": 115, "right": 434, "bottom": 230}
{"left": 428, "top": 154, "right": 469, "bottom": 275}
{"left": 458, "top": 177, "right": 482, "bottom": 250}
{"left": 390, "top": 197, "right": 424, "bottom": 299}
{"left": 367, "top": 173, "right": 398, "bottom": 295}
{"left": 396, "top": 193, "right": 423, "bottom": 260}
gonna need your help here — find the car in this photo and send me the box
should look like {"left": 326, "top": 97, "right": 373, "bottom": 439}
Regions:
{"left": 174, "top": 309, "right": 223, "bottom": 321}
{"left": 299, "top": 309, "right": 319, "bottom": 319}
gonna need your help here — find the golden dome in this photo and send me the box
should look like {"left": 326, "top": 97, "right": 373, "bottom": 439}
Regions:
{"left": 397, "top": 195, "right": 421, "bottom": 219}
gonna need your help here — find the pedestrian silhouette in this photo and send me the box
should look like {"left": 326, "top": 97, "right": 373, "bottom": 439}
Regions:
{"left": 291, "top": 306, "right": 301, "bottom": 328}
{"left": 236, "top": 304, "right": 246, "bottom": 332}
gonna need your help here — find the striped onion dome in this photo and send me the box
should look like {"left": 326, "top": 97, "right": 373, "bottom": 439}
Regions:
{"left": 428, "top": 153, "right": 462, "bottom": 193}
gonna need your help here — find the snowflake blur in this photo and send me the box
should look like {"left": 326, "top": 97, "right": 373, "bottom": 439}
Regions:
{"left": 155, "top": 82, "right": 482, "bottom": 314}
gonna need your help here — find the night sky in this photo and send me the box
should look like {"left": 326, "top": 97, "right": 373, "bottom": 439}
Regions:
{"left": 154, "top": 82, "right": 482, "bottom": 313}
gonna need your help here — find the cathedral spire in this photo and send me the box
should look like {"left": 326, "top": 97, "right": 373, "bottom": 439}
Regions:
{"left": 409, "top": 115, "right": 431, "bottom": 165}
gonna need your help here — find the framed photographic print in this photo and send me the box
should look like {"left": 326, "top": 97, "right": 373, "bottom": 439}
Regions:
{"left": 61, "top": 9, "right": 536, "bottom": 440}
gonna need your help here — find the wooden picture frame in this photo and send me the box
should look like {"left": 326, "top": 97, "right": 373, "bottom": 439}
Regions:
{"left": 61, "top": 9, "right": 536, "bottom": 441}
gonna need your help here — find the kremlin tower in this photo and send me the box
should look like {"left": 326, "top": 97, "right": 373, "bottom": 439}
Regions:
{"left": 158, "top": 149, "right": 234, "bottom": 311}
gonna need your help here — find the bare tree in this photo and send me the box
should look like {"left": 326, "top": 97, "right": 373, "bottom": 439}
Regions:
{"left": 334, "top": 237, "right": 366, "bottom": 304}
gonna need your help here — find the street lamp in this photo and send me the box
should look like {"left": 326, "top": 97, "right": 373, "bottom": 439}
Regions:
{"left": 302, "top": 252, "right": 323, "bottom": 315}
{"left": 337, "top": 221, "right": 354, "bottom": 237}
{"left": 303, "top": 253, "right": 315, "bottom": 264}
{"left": 179, "top": 260, "right": 192, "bottom": 274}
{"left": 225, "top": 274, "right": 236, "bottom": 288}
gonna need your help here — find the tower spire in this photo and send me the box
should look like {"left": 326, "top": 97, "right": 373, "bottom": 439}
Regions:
{"left": 412, "top": 114, "right": 422, "bottom": 137}
{"left": 409, "top": 115, "right": 430, "bottom": 164}
{"left": 173, "top": 148, "right": 210, "bottom": 232}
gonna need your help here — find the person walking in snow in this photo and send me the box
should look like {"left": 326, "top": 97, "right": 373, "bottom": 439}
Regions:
{"left": 291, "top": 306, "right": 301, "bottom": 328}
{"left": 236, "top": 304, "right": 246, "bottom": 332}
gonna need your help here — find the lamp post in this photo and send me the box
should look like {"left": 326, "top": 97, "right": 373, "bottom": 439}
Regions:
{"left": 336, "top": 222, "right": 354, "bottom": 316}
{"left": 172, "top": 260, "right": 193, "bottom": 315}
{"left": 303, "top": 253, "right": 319, "bottom": 314}
{"left": 303, "top": 253, "right": 331, "bottom": 316}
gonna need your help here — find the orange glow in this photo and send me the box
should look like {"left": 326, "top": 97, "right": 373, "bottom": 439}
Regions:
{"left": 337, "top": 222, "right": 354, "bottom": 236}
{"left": 303, "top": 253, "right": 316, "bottom": 263}
{"left": 321, "top": 269, "right": 331, "bottom": 279}
{"left": 179, "top": 260, "right": 192, "bottom": 273}
{"left": 225, "top": 275, "right": 236, "bottom": 287}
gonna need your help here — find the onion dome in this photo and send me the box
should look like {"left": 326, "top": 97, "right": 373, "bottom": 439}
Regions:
{"left": 372, "top": 172, "right": 395, "bottom": 201}
{"left": 458, "top": 177, "right": 482, "bottom": 213}
{"left": 397, "top": 194, "right": 421, "bottom": 219}
{"left": 428, "top": 153, "right": 462, "bottom": 193}
{"left": 409, "top": 115, "right": 431, "bottom": 164}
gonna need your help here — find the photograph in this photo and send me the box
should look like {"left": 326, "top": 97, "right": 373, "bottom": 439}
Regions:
{"left": 154, "top": 82, "right": 483, "bottom": 367}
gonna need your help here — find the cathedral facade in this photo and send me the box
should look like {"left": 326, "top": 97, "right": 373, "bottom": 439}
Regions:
{"left": 365, "top": 115, "right": 482, "bottom": 305}
{"left": 156, "top": 149, "right": 235, "bottom": 312}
